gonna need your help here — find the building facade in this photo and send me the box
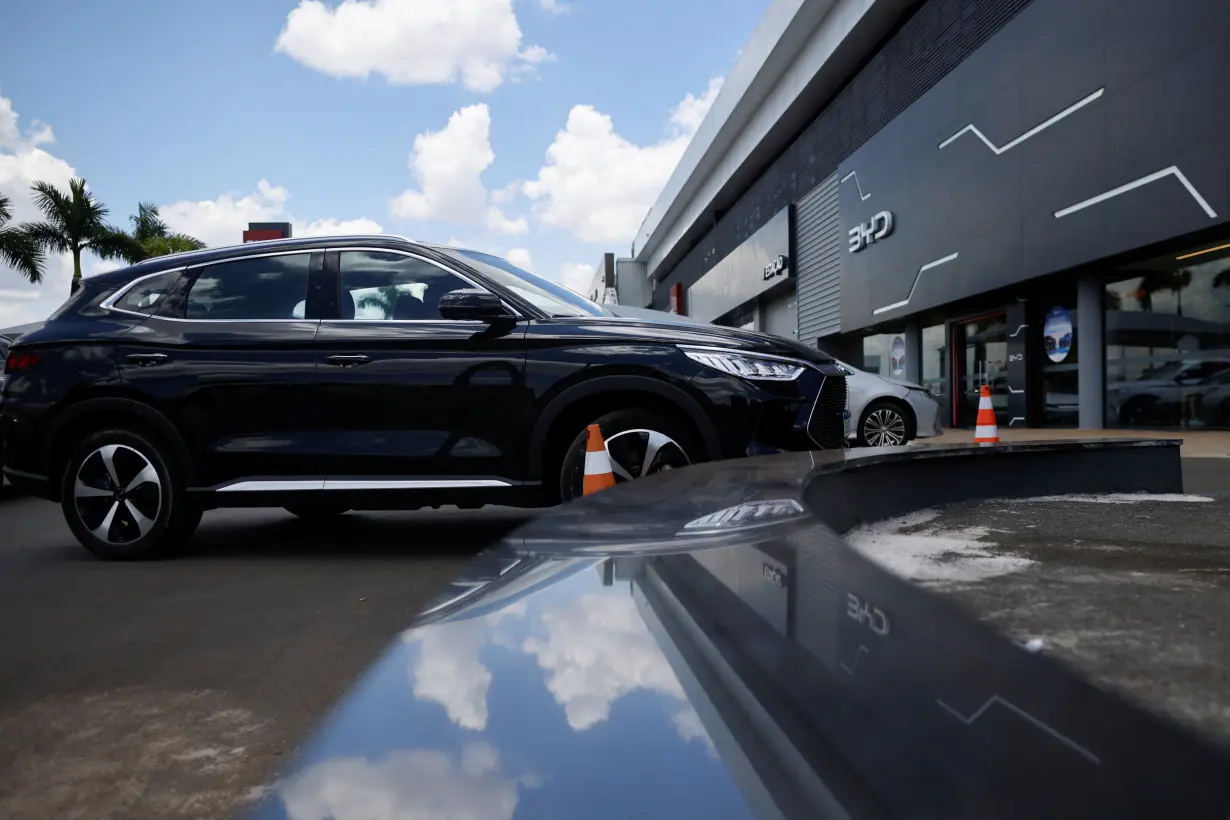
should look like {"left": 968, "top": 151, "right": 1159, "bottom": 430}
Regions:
{"left": 636, "top": 0, "right": 1230, "bottom": 431}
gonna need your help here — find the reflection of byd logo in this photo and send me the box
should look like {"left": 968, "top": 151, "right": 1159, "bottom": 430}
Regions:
{"left": 848, "top": 211, "right": 894, "bottom": 253}
{"left": 847, "top": 592, "right": 892, "bottom": 636}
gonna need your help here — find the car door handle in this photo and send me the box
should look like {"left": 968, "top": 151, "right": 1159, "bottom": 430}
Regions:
{"left": 125, "top": 353, "right": 168, "bottom": 367}
{"left": 324, "top": 354, "right": 371, "bottom": 367}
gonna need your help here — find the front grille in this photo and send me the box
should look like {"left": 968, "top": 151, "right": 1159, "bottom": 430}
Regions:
{"left": 808, "top": 375, "right": 848, "bottom": 449}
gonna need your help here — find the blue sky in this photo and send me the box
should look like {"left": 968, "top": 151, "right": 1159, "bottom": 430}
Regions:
{"left": 0, "top": 0, "right": 768, "bottom": 326}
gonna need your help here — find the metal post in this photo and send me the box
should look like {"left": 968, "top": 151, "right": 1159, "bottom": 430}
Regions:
{"left": 1077, "top": 274, "right": 1105, "bottom": 429}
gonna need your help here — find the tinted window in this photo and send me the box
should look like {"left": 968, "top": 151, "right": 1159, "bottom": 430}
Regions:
{"left": 112, "top": 270, "right": 183, "bottom": 316}
{"left": 438, "top": 248, "right": 604, "bottom": 318}
{"left": 339, "top": 251, "right": 472, "bottom": 321}
{"left": 185, "top": 254, "right": 311, "bottom": 320}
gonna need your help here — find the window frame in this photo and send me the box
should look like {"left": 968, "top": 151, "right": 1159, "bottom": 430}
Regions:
{"left": 325, "top": 246, "right": 521, "bottom": 323}
{"left": 102, "top": 250, "right": 323, "bottom": 323}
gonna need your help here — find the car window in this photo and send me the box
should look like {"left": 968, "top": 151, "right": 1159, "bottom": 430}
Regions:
{"left": 112, "top": 270, "right": 183, "bottom": 316}
{"left": 185, "top": 254, "right": 311, "bottom": 321}
{"left": 339, "top": 251, "right": 473, "bottom": 321}
{"left": 436, "top": 248, "right": 604, "bottom": 318}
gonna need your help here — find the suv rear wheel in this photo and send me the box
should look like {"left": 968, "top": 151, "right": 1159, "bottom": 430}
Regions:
{"left": 558, "top": 408, "right": 699, "bottom": 503}
{"left": 60, "top": 427, "right": 197, "bottom": 560}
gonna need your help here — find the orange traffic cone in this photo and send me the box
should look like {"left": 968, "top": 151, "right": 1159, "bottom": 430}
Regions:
{"left": 973, "top": 384, "right": 1000, "bottom": 446}
{"left": 582, "top": 424, "right": 617, "bottom": 495}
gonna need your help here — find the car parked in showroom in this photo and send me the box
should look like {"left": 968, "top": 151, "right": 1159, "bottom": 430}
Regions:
{"left": 605, "top": 305, "right": 940, "bottom": 447}
{"left": 0, "top": 235, "right": 848, "bottom": 559}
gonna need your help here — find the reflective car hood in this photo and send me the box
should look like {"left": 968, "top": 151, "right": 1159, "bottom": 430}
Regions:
{"left": 249, "top": 443, "right": 1228, "bottom": 820}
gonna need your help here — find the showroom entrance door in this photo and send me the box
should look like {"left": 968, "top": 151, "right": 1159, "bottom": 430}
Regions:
{"left": 954, "top": 313, "right": 1011, "bottom": 428}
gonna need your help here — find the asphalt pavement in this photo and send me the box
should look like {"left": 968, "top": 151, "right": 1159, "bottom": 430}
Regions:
{"left": 0, "top": 493, "right": 535, "bottom": 820}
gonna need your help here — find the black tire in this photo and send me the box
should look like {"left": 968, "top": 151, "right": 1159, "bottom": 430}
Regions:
{"left": 283, "top": 504, "right": 351, "bottom": 519}
{"left": 558, "top": 408, "right": 701, "bottom": 504}
{"left": 60, "top": 427, "right": 194, "bottom": 560}
{"left": 857, "top": 400, "right": 914, "bottom": 447}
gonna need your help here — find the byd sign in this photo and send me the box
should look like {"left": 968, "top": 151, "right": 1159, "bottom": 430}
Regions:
{"left": 848, "top": 211, "right": 894, "bottom": 253}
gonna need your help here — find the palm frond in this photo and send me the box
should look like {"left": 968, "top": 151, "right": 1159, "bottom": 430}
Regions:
{"left": 141, "top": 234, "right": 206, "bottom": 258}
{"left": 0, "top": 194, "right": 12, "bottom": 225}
{"left": 88, "top": 226, "right": 144, "bottom": 263}
{"left": 30, "top": 180, "right": 73, "bottom": 226}
{"left": 22, "top": 220, "right": 72, "bottom": 254}
{"left": 131, "top": 201, "right": 169, "bottom": 243}
{"left": 0, "top": 226, "right": 47, "bottom": 284}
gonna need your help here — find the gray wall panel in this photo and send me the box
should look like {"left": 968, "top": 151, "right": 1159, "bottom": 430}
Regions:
{"left": 838, "top": 0, "right": 1230, "bottom": 331}
{"left": 796, "top": 173, "right": 843, "bottom": 345}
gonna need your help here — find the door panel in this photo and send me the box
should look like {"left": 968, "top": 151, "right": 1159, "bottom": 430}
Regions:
{"left": 314, "top": 250, "right": 530, "bottom": 480}
{"left": 954, "top": 313, "right": 1011, "bottom": 428}
{"left": 115, "top": 251, "right": 324, "bottom": 487}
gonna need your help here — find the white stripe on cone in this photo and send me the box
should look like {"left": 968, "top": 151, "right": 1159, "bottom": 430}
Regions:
{"left": 974, "top": 424, "right": 999, "bottom": 440}
{"left": 585, "top": 449, "right": 613, "bottom": 475}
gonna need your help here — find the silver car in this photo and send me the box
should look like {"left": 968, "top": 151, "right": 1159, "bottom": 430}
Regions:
{"left": 601, "top": 305, "right": 941, "bottom": 447}
{"left": 834, "top": 360, "right": 942, "bottom": 447}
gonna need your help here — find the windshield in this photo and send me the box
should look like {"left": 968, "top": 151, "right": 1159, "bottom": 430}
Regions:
{"left": 439, "top": 248, "right": 606, "bottom": 318}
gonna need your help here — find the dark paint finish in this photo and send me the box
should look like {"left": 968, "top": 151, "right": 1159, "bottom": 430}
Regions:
{"left": 249, "top": 440, "right": 1230, "bottom": 820}
{"left": 1, "top": 235, "right": 846, "bottom": 509}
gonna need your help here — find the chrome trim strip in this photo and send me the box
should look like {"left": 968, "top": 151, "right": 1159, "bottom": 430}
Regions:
{"left": 214, "top": 478, "right": 511, "bottom": 492}
{"left": 323, "top": 479, "right": 510, "bottom": 490}
{"left": 217, "top": 479, "right": 326, "bottom": 492}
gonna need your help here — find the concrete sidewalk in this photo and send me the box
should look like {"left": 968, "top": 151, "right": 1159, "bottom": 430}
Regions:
{"left": 923, "top": 427, "right": 1230, "bottom": 458}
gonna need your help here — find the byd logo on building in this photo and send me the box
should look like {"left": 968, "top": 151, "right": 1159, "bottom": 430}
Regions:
{"left": 848, "top": 211, "right": 894, "bottom": 253}
{"left": 762, "top": 254, "right": 789, "bottom": 280}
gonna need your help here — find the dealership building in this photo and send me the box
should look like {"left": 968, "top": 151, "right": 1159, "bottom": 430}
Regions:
{"left": 624, "top": 0, "right": 1230, "bottom": 431}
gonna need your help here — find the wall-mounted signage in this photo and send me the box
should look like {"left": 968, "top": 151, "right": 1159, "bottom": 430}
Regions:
{"left": 848, "top": 211, "right": 894, "bottom": 253}
{"left": 762, "top": 254, "right": 789, "bottom": 280}
{"left": 1043, "top": 306, "right": 1073, "bottom": 363}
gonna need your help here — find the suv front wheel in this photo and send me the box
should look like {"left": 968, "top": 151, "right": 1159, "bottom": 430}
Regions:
{"left": 558, "top": 408, "right": 699, "bottom": 503}
{"left": 60, "top": 427, "right": 198, "bottom": 560}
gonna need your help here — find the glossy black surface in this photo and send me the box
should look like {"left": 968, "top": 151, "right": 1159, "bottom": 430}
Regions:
{"left": 248, "top": 441, "right": 1230, "bottom": 820}
{"left": 0, "top": 235, "right": 844, "bottom": 506}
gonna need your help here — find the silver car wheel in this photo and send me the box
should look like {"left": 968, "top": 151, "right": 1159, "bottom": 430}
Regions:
{"left": 603, "top": 429, "right": 690, "bottom": 482}
{"left": 74, "top": 444, "right": 162, "bottom": 544}
{"left": 863, "top": 408, "right": 907, "bottom": 447}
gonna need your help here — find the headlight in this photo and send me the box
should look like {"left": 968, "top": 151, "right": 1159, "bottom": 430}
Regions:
{"left": 681, "top": 347, "right": 807, "bottom": 381}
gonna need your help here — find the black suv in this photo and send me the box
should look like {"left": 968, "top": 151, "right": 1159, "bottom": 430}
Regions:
{"left": 1, "top": 235, "right": 848, "bottom": 559}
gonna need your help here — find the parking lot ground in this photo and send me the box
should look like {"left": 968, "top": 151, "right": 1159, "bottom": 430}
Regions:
{"left": 846, "top": 457, "right": 1230, "bottom": 745}
{"left": 0, "top": 494, "right": 534, "bottom": 820}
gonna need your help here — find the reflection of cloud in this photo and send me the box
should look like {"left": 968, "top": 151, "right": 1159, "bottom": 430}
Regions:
{"left": 405, "top": 602, "right": 528, "bottom": 731}
{"left": 278, "top": 743, "right": 529, "bottom": 820}
{"left": 671, "top": 706, "right": 717, "bottom": 757}
{"left": 523, "top": 593, "right": 685, "bottom": 730}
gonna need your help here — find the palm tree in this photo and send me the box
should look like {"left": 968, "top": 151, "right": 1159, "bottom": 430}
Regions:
{"left": 22, "top": 178, "right": 142, "bottom": 289}
{"left": 127, "top": 201, "right": 205, "bottom": 260}
{"left": 0, "top": 193, "right": 45, "bottom": 283}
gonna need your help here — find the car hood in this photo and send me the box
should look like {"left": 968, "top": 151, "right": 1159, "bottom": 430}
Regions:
{"left": 586, "top": 313, "right": 833, "bottom": 364}
{"left": 247, "top": 442, "right": 1227, "bottom": 820}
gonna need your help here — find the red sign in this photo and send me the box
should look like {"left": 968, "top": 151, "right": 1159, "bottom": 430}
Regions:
{"left": 669, "top": 282, "right": 686, "bottom": 315}
{"left": 242, "top": 229, "right": 285, "bottom": 243}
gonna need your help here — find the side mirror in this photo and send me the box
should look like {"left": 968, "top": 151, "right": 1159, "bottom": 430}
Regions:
{"left": 438, "top": 289, "right": 514, "bottom": 322}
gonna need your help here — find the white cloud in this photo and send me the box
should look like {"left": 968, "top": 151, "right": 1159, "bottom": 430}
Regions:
{"left": 522, "top": 77, "right": 723, "bottom": 244}
{"left": 389, "top": 104, "right": 525, "bottom": 235}
{"left": 274, "top": 0, "right": 549, "bottom": 93}
{"left": 522, "top": 593, "right": 686, "bottom": 731}
{"left": 505, "top": 248, "right": 532, "bottom": 271}
{"left": 277, "top": 744, "right": 531, "bottom": 820}
{"left": 556, "top": 262, "right": 593, "bottom": 294}
{"left": 538, "top": 0, "right": 568, "bottom": 14}
{"left": 0, "top": 93, "right": 83, "bottom": 328}
{"left": 407, "top": 619, "right": 495, "bottom": 732}
{"left": 158, "top": 179, "right": 382, "bottom": 249}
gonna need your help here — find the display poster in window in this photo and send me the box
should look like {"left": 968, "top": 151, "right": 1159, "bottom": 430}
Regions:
{"left": 890, "top": 336, "right": 906, "bottom": 378}
{"left": 1043, "top": 306, "right": 1073, "bottom": 363}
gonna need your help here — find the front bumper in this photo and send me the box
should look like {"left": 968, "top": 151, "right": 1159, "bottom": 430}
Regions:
{"left": 906, "top": 389, "right": 942, "bottom": 438}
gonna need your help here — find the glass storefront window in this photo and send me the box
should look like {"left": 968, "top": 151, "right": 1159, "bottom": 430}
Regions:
{"left": 862, "top": 332, "right": 907, "bottom": 378}
{"left": 1105, "top": 242, "right": 1230, "bottom": 428}
{"left": 921, "top": 324, "right": 948, "bottom": 427}
{"left": 1040, "top": 302, "right": 1079, "bottom": 428}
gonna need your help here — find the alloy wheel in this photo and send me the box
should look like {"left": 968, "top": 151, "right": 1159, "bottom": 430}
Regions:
{"left": 603, "top": 429, "right": 690, "bottom": 482}
{"left": 863, "top": 408, "right": 907, "bottom": 446}
{"left": 73, "top": 444, "right": 162, "bottom": 544}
